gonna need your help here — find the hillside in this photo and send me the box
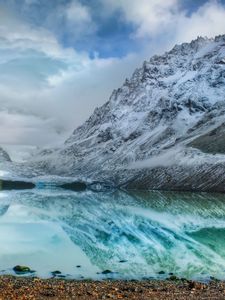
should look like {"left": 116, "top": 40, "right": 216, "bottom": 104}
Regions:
{"left": 10, "top": 35, "right": 225, "bottom": 192}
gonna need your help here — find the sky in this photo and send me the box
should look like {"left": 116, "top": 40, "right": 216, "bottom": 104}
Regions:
{"left": 0, "top": 0, "right": 225, "bottom": 149}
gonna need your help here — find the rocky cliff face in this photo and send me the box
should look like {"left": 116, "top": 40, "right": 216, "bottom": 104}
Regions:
{"left": 0, "top": 147, "right": 11, "bottom": 163}
{"left": 26, "top": 35, "right": 225, "bottom": 191}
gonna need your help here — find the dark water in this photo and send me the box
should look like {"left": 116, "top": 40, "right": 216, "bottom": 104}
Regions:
{"left": 0, "top": 188, "right": 225, "bottom": 280}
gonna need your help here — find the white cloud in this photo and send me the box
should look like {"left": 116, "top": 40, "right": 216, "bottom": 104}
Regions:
{"left": 100, "top": 0, "right": 179, "bottom": 37}
{"left": 47, "top": 0, "right": 97, "bottom": 42}
{"left": 65, "top": 0, "right": 91, "bottom": 24}
{"left": 101, "top": 0, "right": 225, "bottom": 44}
{"left": 0, "top": 6, "right": 76, "bottom": 59}
{"left": 176, "top": 1, "right": 225, "bottom": 43}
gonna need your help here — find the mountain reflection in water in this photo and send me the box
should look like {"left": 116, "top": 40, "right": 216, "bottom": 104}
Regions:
{"left": 0, "top": 188, "right": 224, "bottom": 280}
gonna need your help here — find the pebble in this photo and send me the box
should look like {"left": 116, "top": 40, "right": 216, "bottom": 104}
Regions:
{"left": 0, "top": 275, "right": 224, "bottom": 300}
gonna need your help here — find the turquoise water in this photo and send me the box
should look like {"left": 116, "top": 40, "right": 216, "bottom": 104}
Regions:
{"left": 0, "top": 188, "right": 225, "bottom": 280}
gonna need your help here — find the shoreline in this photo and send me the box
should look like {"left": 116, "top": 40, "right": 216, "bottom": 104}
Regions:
{"left": 0, "top": 276, "right": 224, "bottom": 299}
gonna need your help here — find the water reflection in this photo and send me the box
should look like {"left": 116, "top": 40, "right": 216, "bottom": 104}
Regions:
{"left": 0, "top": 188, "right": 224, "bottom": 280}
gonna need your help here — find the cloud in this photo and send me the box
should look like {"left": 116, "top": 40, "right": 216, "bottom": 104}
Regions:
{"left": 65, "top": 0, "right": 91, "bottom": 24}
{"left": 0, "top": 6, "right": 76, "bottom": 59}
{"left": 0, "top": 110, "right": 59, "bottom": 145}
{"left": 101, "top": 0, "right": 179, "bottom": 38}
{"left": 176, "top": 1, "right": 225, "bottom": 42}
{"left": 0, "top": 4, "right": 142, "bottom": 147}
{"left": 101, "top": 0, "right": 225, "bottom": 43}
{"left": 47, "top": 0, "right": 97, "bottom": 43}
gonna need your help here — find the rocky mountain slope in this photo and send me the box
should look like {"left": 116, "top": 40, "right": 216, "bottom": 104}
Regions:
{"left": 14, "top": 35, "right": 225, "bottom": 191}
{"left": 0, "top": 147, "right": 11, "bottom": 163}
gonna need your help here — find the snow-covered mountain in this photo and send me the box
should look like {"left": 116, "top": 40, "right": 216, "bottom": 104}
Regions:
{"left": 0, "top": 147, "right": 11, "bottom": 163}
{"left": 15, "top": 35, "right": 225, "bottom": 191}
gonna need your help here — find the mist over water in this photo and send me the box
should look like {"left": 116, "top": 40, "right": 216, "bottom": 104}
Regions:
{"left": 0, "top": 188, "right": 225, "bottom": 280}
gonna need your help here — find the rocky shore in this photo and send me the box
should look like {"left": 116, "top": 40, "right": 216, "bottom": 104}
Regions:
{"left": 0, "top": 276, "right": 224, "bottom": 300}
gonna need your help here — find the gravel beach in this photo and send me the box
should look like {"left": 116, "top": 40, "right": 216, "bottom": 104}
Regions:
{"left": 0, "top": 276, "right": 224, "bottom": 300}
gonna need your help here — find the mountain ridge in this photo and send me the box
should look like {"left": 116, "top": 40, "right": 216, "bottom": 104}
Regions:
{"left": 4, "top": 34, "right": 225, "bottom": 192}
{"left": 0, "top": 147, "right": 11, "bottom": 163}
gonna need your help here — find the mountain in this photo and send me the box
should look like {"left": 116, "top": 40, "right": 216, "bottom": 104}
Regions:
{"left": 0, "top": 147, "right": 11, "bottom": 163}
{"left": 25, "top": 35, "right": 225, "bottom": 192}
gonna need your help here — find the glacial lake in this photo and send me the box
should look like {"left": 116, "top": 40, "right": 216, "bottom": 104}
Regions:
{"left": 0, "top": 187, "right": 225, "bottom": 280}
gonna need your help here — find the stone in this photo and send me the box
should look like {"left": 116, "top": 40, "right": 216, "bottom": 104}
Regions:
{"left": 13, "top": 265, "right": 33, "bottom": 274}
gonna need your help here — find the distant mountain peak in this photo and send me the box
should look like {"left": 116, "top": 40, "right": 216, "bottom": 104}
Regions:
{"left": 0, "top": 147, "right": 11, "bottom": 163}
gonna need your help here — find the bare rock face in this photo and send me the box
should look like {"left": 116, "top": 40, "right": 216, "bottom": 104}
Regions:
{"left": 188, "top": 123, "right": 225, "bottom": 154}
{"left": 0, "top": 147, "right": 11, "bottom": 163}
{"left": 26, "top": 35, "right": 225, "bottom": 191}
